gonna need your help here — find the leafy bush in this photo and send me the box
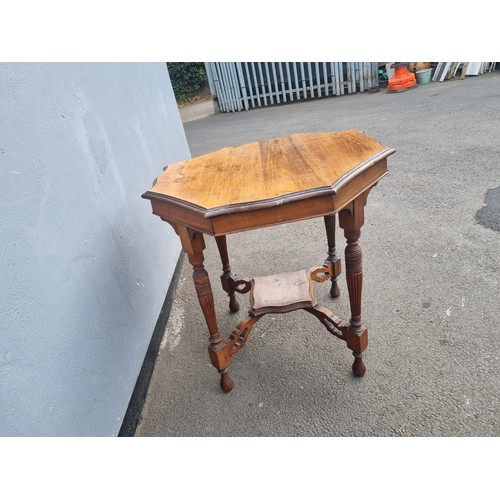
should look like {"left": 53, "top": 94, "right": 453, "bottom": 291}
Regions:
{"left": 167, "top": 62, "right": 207, "bottom": 103}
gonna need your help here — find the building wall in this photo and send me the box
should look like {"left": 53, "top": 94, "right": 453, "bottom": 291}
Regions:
{"left": 0, "top": 63, "right": 189, "bottom": 436}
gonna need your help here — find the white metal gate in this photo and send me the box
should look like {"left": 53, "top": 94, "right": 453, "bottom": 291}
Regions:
{"left": 205, "top": 62, "right": 378, "bottom": 112}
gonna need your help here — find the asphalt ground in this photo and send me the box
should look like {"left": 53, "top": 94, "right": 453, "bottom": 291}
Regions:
{"left": 136, "top": 73, "right": 500, "bottom": 437}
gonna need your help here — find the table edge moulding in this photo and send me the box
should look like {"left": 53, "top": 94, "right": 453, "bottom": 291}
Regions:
{"left": 142, "top": 130, "right": 395, "bottom": 393}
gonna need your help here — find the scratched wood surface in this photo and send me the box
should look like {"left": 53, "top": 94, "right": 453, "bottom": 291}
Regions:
{"left": 147, "top": 130, "right": 390, "bottom": 211}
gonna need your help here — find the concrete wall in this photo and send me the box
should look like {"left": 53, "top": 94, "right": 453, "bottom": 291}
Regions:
{"left": 0, "top": 63, "right": 190, "bottom": 436}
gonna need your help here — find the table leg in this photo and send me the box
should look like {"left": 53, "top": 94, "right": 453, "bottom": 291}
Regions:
{"left": 339, "top": 194, "right": 370, "bottom": 377}
{"left": 215, "top": 235, "right": 240, "bottom": 312}
{"left": 324, "top": 214, "right": 341, "bottom": 298}
{"left": 177, "top": 226, "right": 234, "bottom": 392}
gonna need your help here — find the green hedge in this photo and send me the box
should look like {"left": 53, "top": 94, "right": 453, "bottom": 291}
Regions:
{"left": 167, "top": 62, "right": 207, "bottom": 103}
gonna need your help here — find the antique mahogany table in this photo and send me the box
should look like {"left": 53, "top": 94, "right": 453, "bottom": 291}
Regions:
{"left": 142, "top": 130, "right": 395, "bottom": 392}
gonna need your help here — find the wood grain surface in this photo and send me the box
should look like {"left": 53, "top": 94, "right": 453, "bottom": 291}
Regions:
{"left": 145, "top": 130, "right": 393, "bottom": 212}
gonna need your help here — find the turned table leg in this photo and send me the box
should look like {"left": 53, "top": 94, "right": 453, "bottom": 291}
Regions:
{"left": 324, "top": 214, "right": 341, "bottom": 298}
{"left": 215, "top": 235, "right": 240, "bottom": 312}
{"left": 177, "top": 226, "right": 234, "bottom": 392}
{"left": 339, "top": 194, "right": 370, "bottom": 377}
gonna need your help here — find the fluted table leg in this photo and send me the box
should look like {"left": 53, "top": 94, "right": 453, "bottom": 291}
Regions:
{"left": 177, "top": 226, "right": 234, "bottom": 392}
{"left": 339, "top": 193, "right": 370, "bottom": 377}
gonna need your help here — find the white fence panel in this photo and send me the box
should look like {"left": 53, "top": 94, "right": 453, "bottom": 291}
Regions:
{"left": 206, "top": 62, "right": 378, "bottom": 112}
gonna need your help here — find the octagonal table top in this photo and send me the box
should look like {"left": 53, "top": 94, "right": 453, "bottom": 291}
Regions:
{"left": 144, "top": 130, "right": 394, "bottom": 212}
{"left": 142, "top": 130, "right": 395, "bottom": 235}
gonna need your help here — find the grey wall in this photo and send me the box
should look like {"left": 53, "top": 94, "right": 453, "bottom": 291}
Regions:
{"left": 0, "top": 63, "right": 190, "bottom": 436}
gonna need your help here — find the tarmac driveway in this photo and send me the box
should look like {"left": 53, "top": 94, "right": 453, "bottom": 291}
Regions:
{"left": 137, "top": 73, "right": 500, "bottom": 436}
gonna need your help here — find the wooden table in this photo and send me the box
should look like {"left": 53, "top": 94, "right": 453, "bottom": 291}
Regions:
{"left": 142, "top": 130, "right": 395, "bottom": 392}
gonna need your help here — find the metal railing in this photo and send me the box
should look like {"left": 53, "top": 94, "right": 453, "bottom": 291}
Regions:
{"left": 205, "top": 62, "right": 378, "bottom": 112}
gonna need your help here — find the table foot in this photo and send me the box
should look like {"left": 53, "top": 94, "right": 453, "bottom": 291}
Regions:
{"left": 219, "top": 368, "right": 234, "bottom": 393}
{"left": 228, "top": 295, "right": 240, "bottom": 313}
{"left": 330, "top": 281, "right": 341, "bottom": 298}
{"left": 352, "top": 352, "right": 366, "bottom": 377}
